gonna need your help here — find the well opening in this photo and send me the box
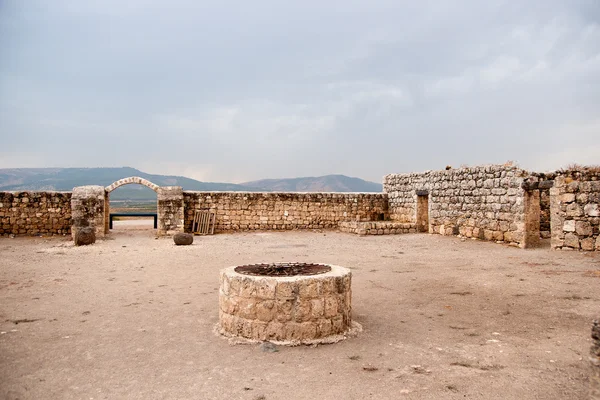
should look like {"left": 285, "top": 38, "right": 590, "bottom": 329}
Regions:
{"left": 234, "top": 262, "right": 331, "bottom": 277}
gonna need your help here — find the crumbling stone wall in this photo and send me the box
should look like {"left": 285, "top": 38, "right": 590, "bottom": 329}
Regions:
{"left": 384, "top": 165, "right": 538, "bottom": 247}
{"left": 0, "top": 191, "right": 71, "bottom": 236}
{"left": 550, "top": 169, "right": 600, "bottom": 251}
{"left": 157, "top": 187, "right": 184, "bottom": 236}
{"left": 183, "top": 192, "right": 388, "bottom": 233}
{"left": 71, "top": 186, "right": 106, "bottom": 239}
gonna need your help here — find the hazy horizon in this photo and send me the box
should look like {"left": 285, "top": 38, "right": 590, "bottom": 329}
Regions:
{"left": 1, "top": 1, "right": 599, "bottom": 182}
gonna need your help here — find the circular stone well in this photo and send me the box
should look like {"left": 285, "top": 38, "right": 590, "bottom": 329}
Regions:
{"left": 219, "top": 263, "right": 355, "bottom": 345}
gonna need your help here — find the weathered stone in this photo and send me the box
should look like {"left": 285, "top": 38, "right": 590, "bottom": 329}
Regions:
{"left": 575, "top": 221, "right": 593, "bottom": 237}
{"left": 566, "top": 203, "right": 583, "bottom": 217}
{"left": 275, "top": 299, "right": 293, "bottom": 322}
{"left": 316, "top": 319, "right": 333, "bottom": 337}
{"left": 584, "top": 203, "right": 600, "bottom": 217}
{"left": 74, "top": 226, "right": 95, "bottom": 246}
{"left": 581, "top": 238, "right": 595, "bottom": 251}
{"left": 255, "top": 279, "right": 277, "bottom": 299}
{"left": 259, "top": 341, "right": 278, "bottom": 353}
{"left": 560, "top": 193, "right": 576, "bottom": 203}
{"left": 564, "top": 233, "right": 580, "bottom": 249}
{"left": 563, "top": 220, "right": 575, "bottom": 232}
{"left": 255, "top": 300, "right": 276, "bottom": 322}
{"left": 275, "top": 281, "right": 296, "bottom": 298}
{"left": 324, "top": 296, "right": 339, "bottom": 318}
{"left": 299, "top": 280, "right": 321, "bottom": 298}
{"left": 310, "top": 299, "right": 324, "bottom": 318}
{"left": 294, "top": 299, "right": 312, "bottom": 323}
{"left": 173, "top": 232, "right": 193, "bottom": 245}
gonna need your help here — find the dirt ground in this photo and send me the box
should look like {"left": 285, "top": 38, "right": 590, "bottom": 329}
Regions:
{"left": 0, "top": 224, "right": 598, "bottom": 399}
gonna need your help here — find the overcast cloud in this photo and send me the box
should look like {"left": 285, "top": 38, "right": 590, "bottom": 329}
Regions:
{"left": 0, "top": 0, "right": 599, "bottom": 183}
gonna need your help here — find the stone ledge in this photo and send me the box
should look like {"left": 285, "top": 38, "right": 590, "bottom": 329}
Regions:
{"left": 338, "top": 221, "right": 416, "bottom": 235}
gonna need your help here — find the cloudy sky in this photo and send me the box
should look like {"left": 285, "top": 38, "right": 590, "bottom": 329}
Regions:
{"left": 0, "top": 0, "right": 598, "bottom": 183}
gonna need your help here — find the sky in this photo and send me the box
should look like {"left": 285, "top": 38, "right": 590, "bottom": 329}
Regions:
{"left": 0, "top": 0, "right": 599, "bottom": 183}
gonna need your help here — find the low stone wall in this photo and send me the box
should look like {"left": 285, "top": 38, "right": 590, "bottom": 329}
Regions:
{"left": 550, "top": 169, "right": 600, "bottom": 251}
{"left": 0, "top": 191, "right": 71, "bottom": 236}
{"left": 183, "top": 192, "right": 388, "bottom": 233}
{"left": 338, "top": 221, "right": 416, "bottom": 235}
{"left": 384, "top": 165, "right": 538, "bottom": 248}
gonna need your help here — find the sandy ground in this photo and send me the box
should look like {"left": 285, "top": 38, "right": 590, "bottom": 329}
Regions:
{"left": 0, "top": 227, "right": 598, "bottom": 400}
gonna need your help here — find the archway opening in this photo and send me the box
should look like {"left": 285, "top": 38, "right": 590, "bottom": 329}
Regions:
{"left": 104, "top": 177, "right": 160, "bottom": 234}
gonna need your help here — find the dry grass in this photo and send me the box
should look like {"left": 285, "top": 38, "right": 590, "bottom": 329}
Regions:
{"left": 559, "top": 163, "right": 600, "bottom": 173}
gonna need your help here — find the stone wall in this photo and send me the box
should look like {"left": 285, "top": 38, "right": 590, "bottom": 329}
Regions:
{"left": 0, "top": 191, "right": 71, "bottom": 236}
{"left": 550, "top": 169, "right": 600, "bottom": 251}
{"left": 383, "top": 165, "right": 539, "bottom": 248}
{"left": 183, "top": 192, "right": 388, "bottom": 233}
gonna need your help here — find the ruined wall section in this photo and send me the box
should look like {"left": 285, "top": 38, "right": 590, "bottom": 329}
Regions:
{"left": 157, "top": 186, "right": 184, "bottom": 236}
{"left": 0, "top": 191, "right": 71, "bottom": 237}
{"left": 384, "top": 165, "right": 534, "bottom": 247}
{"left": 183, "top": 192, "right": 388, "bottom": 233}
{"left": 71, "top": 186, "right": 106, "bottom": 239}
{"left": 550, "top": 169, "right": 600, "bottom": 251}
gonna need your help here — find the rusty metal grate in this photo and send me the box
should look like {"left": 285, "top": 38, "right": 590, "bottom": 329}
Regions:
{"left": 192, "top": 210, "right": 215, "bottom": 235}
{"left": 234, "top": 262, "right": 332, "bottom": 277}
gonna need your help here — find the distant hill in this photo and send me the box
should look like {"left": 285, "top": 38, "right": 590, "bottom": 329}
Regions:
{"left": 242, "top": 174, "right": 382, "bottom": 192}
{"left": 0, "top": 167, "right": 255, "bottom": 200}
{"left": 0, "top": 168, "right": 382, "bottom": 199}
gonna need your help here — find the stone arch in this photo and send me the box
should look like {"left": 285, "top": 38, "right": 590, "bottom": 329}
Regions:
{"left": 105, "top": 177, "right": 160, "bottom": 193}
{"left": 104, "top": 177, "right": 160, "bottom": 235}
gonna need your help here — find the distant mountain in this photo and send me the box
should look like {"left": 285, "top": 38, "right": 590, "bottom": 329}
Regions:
{"left": 0, "top": 168, "right": 382, "bottom": 199}
{"left": 0, "top": 167, "right": 255, "bottom": 200}
{"left": 242, "top": 174, "right": 382, "bottom": 192}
